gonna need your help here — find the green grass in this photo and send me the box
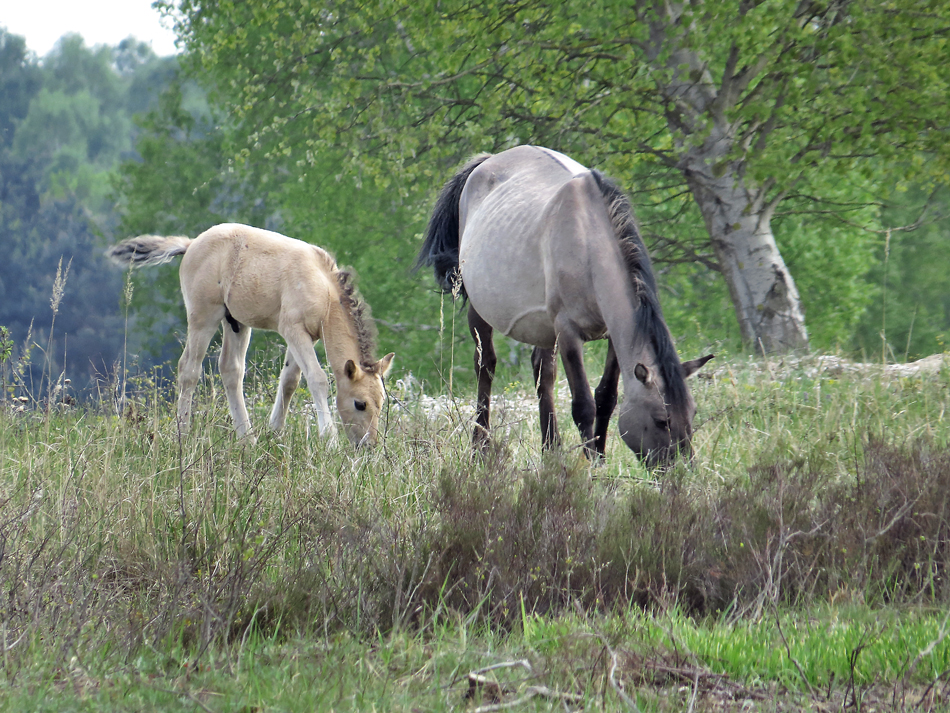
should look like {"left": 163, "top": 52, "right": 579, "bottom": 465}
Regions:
{"left": 0, "top": 352, "right": 949, "bottom": 711}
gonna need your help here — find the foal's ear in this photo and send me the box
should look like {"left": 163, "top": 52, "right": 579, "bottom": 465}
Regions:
{"left": 634, "top": 363, "right": 653, "bottom": 386}
{"left": 344, "top": 359, "right": 358, "bottom": 380}
{"left": 376, "top": 352, "right": 395, "bottom": 378}
{"left": 682, "top": 353, "right": 715, "bottom": 378}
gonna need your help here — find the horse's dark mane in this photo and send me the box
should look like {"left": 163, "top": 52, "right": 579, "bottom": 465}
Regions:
{"left": 415, "top": 153, "right": 492, "bottom": 299}
{"left": 336, "top": 269, "right": 378, "bottom": 367}
{"left": 591, "top": 170, "right": 691, "bottom": 419}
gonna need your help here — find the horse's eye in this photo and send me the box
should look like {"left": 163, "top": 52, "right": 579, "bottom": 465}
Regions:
{"left": 354, "top": 400, "right": 367, "bottom": 412}
{"left": 654, "top": 418, "right": 669, "bottom": 431}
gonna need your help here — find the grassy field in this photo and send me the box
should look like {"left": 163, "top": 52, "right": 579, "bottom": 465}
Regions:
{"left": 0, "top": 351, "right": 949, "bottom": 711}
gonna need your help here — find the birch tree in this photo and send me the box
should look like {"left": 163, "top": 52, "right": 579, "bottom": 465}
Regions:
{"left": 168, "top": 0, "right": 950, "bottom": 353}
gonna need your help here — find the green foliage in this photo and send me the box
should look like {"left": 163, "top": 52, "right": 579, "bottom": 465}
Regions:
{"left": 854, "top": 185, "right": 950, "bottom": 361}
{"left": 158, "top": 0, "right": 950, "bottom": 359}
{"left": 0, "top": 29, "right": 182, "bottom": 394}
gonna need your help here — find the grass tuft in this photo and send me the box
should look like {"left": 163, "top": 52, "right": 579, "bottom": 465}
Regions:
{"left": 0, "top": 351, "right": 948, "bottom": 709}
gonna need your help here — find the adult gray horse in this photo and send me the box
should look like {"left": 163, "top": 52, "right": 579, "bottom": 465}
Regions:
{"left": 417, "top": 146, "right": 711, "bottom": 466}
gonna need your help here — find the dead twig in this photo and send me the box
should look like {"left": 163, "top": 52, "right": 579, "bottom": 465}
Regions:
{"left": 464, "top": 659, "right": 585, "bottom": 712}
{"left": 607, "top": 645, "right": 643, "bottom": 713}
{"left": 773, "top": 606, "right": 819, "bottom": 700}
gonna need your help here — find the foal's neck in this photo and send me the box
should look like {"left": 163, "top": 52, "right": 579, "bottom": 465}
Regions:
{"left": 320, "top": 292, "right": 365, "bottom": 377}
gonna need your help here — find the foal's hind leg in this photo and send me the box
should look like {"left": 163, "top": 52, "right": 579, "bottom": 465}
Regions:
{"left": 554, "top": 320, "right": 596, "bottom": 458}
{"left": 531, "top": 347, "right": 561, "bottom": 450}
{"left": 176, "top": 311, "right": 222, "bottom": 436}
{"left": 268, "top": 349, "right": 302, "bottom": 431}
{"left": 219, "top": 321, "right": 253, "bottom": 438}
{"left": 593, "top": 339, "right": 621, "bottom": 459}
{"left": 469, "top": 307, "right": 496, "bottom": 452}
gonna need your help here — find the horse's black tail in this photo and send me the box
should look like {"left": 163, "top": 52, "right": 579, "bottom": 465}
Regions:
{"left": 415, "top": 153, "right": 492, "bottom": 297}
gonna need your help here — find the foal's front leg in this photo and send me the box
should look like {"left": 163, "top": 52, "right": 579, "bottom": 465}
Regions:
{"left": 268, "top": 348, "right": 302, "bottom": 431}
{"left": 554, "top": 320, "right": 596, "bottom": 458}
{"left": 282, "top": 328, "right": 337, "bottom": 440}
{"left": 468, "top": 306, "right": 496, "bottom": 452}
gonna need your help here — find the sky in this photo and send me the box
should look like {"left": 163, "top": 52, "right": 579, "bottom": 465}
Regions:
{"left": 2, "top": 0, "right": 179, "bottom": 58}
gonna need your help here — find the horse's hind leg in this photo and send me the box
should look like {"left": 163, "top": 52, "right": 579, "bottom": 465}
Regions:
{"left": 219, "top": 321, "right": 253, "bottom": 438}
{"left": 554, "top": 320, "right": 596, "bottom": 458}
{"left": 593, "top": 339, "right": 620, "bottom": 459}
{"left": 176, "top": 312, "right": 221, "bottom": 436}
{"left": 531, "top": 347, "right": 560, "bottom": 450}
{"left": 468, "top": 306, "right": 496, "bottom": 452}
{"left": 269, "top": 348, "right": 302, "bottom": 431}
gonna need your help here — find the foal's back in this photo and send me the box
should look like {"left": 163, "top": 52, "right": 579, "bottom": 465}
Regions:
{"left": 180, "top": 223, "right": 336, "bottom": 334}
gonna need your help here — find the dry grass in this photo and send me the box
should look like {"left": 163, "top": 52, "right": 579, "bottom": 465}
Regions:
{"left": 0, "top": 351, "right": 948, "bottom": 710}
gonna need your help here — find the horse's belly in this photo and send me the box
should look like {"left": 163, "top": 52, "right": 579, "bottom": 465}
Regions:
{"left": 459, "top": 173, "right": 560, "bottom": 347}
{"left": 462, "top": 266, "right": 556, "bottom": 348}
{"left": 501, "top": 308, "right": 557, "bottom": 347}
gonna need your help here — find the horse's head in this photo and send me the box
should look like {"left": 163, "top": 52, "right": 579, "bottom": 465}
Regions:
{"left": 618, "top": 354, "right": 713, "bottom": 467}
{"left": 336, "top": 353, "right": 395, "bottom": 447}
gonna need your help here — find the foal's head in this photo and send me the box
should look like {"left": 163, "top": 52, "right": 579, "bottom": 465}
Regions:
{"left": 618, "top": 354, "right": 713, "bottom": 467}
{"left": 336, "top": 353, "right": 395, "bottom": 447}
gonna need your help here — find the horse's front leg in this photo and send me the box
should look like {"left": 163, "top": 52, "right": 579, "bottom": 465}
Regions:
{"left": 468, "top": 306, "right": 496, "bottom": 453}
{"left": 554, "top": 320, "right": 596, "bottom": 458}
{"left": 531, "top": 347, "right": 560, "bottom": 450}
{"left": 593, "top": 338, "right": 621, "bottom": 459}
{"left": 219, "top": 320, "right": 253, "bottom": 438}
{"left": 268, "top": 348, "right": 302, "bottom": 431}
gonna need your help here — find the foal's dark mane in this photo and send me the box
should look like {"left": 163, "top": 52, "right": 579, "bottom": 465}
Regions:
{"left": 336, "top": 269, "right": 378, "bottom": 368}
{"left": 591, "top": 170, "right": 691, "bottom": 419}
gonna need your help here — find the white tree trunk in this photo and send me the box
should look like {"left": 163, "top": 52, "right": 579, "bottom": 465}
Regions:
{"left": 649, "top": 34, "right": 810, "bottom": 353}
{"left": 684, "top": 162, "right": 809, "bottom": 353}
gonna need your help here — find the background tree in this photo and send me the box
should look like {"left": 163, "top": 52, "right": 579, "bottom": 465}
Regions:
{"left": 167, "top": 0, "right": 950, "bottom": 354}
{"left": 854, "top": 184, "right": 950, "bottom": 362}
{"left": 0, "top": 29, "right": 177, "bottom": 396}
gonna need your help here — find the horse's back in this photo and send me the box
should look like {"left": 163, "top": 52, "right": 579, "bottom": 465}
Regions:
{"left": 458, "top": 146, "right": 615, "bottom": 347}
{"left": 180, "top": 223, "right": 336, "bottom": 333}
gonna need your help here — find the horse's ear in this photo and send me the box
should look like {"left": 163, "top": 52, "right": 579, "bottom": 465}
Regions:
{"left": 376, "top": 352, "right": 395, "bottom": 378}
{"left": 634, "top": 363, "right": 652, "bottom": 385}
{"left": 682, "top": 354, "right": 714, "bottom": 378}
{"left": 344, "top": 359, "right": 358, "bottom": 380}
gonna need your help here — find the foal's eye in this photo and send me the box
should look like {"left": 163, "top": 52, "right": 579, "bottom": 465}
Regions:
{"left": 354, "top": 400, "right": 367, "bottom": 412}
{"left": 654, "top": 418, "right": 669, "bottom": 431}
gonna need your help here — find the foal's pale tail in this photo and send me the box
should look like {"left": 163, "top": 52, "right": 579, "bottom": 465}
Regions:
{"left": 106, "top": 235, "right": 192, "bottom": 268}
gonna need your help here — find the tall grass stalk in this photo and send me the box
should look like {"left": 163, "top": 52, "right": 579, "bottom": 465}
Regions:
{"left": 118, "top": 268, "right": 134, "bottom": 416}
{"left": 43, "top": 257, "right": 71, "bottom": 410}
{"left": 881, "top": 228, "right": 891, "bottom": 365}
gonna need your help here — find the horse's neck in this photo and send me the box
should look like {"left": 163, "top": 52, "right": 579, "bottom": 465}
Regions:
{"left": 591, "top": 262, "right": 658, "bottom": 385}
{"left": 320, "top": 297, "right": 363, "bottom": 376}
